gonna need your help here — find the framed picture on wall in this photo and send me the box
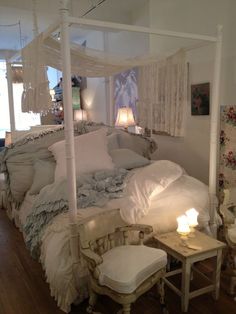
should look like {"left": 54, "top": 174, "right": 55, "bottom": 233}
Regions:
{"left": 114, "top": 68, "right": 138, "bottom": 121}
{"left": 191, "top": 82, "right": 210, "bottom": 115}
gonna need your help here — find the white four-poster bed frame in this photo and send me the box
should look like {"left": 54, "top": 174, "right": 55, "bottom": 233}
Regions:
{"left": 6, "top": 0, "right": 222, "bottom": 265}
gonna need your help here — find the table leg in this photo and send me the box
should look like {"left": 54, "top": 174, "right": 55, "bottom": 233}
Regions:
{"left": 212, "top": 249, "right": 222, "bottom": 300}
{"left": 181, "top": 259, "right": 191, "bottom": 312}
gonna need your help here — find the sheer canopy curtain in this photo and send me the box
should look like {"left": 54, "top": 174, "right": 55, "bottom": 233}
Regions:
{"left": 21, "top": 34, "right": 52, "bottom": 114}
{"left": 138, "top": 49, "right": 187, "bottom": 137}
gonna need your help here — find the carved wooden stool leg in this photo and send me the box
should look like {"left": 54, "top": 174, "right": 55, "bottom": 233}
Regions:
{"left": 87, "top": 290, "right": 98, "bottom": 314}
{"left": 122, "top": 303, "right": 131, "bottom": 314}
{"left": 157, "top": 278, "right": 165, "bottom": 305}
{"left": 157, "top": 278, "right": 169, "bottom": 314}
{"left": 229, "top": 276, "right": 236, "bottom": 295}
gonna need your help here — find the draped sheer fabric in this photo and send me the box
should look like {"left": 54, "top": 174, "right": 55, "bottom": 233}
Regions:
{"left": 138, "top": 50, "right": 187, "bottom": 137}
{"left": 21, "top": 34, "right": 187, "bottom": 134}
{"left": 21, "top": 34, "right": 160, "bottom": 114}
{"left": 43, "top": 37, "right": 160, "bottom": 78}
{"left": 21, "top": 34, "right": 52, "bottom": 114}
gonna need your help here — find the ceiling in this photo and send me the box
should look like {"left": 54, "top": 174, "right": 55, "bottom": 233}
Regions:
{"left": 0, "top": 0, "right": 148, "bottom": 58}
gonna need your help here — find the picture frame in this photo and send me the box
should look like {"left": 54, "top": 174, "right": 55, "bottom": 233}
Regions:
{"left": 191, "top": 82, "right": 210, "bottom": 115}
{"left": 114, "top": 67, "right": 138, "bottom": 121}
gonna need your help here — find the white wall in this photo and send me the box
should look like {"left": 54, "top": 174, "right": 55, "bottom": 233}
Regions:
{"left": 83, "top": 1, "right": 150, "bottom": 125}
{"left": 149, "top": 0, "right": 236, "bottom": 184}
{"left": 81, "top": 0, "right": 236, "bottom": 185}
{"left": 81, "top": 31, "right": 107, "bottom": 124}
{"left": 105, "top": 0, "right": 150, "bottom": 125}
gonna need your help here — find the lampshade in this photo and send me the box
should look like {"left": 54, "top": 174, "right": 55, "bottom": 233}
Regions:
{"left": 185, "top": 208, "right": 199, "bottom": 227}
{"left": 74, "top": 109, "right": 88, "bottom": 121}
{"left": 176, "top": 215, "right": 190, "bottom": 236}
{"left": 115, "top": 107, "right": 135, "bottom": 128}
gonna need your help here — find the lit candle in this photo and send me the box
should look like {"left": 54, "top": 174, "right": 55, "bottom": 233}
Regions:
{"left": 185, "top": 208, "right": 199, "bottom": 228}
{"left": 176, "top": 215, "right": 190, "bottom": 236}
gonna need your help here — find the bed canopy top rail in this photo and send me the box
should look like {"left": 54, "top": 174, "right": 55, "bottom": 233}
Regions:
{"left": 8, "top": 8, "right": 218, "bottom": 65}
{"left": 68, "top": 16, "right": 217, "bottom": 43}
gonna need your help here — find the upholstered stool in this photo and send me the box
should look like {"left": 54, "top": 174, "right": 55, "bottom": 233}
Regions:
{"left": 78, "top": 209, "right": 168, "bottom": 314}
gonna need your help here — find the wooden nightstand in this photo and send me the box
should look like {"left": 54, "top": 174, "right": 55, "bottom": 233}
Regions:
{"left": 154, "top": 230, "right": 226, "bottom": 312}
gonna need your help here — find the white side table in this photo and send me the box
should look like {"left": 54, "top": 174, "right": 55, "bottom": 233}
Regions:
{"left": 154, "top": 230, "right": 226, "bottom": 312}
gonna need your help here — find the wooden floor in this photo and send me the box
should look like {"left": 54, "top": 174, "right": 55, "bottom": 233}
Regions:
{"left": 0, "top": 209, "right": 235, "bottom": 314}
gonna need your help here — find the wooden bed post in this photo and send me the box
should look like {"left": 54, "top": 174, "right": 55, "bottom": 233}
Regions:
{"left": 60, "top": 0, "right": 79, "bottom": 262}
{"left": 209, "top": 25, "right": 223, "bottom": 236}
{"left": 6, "top": 61, "right": 16, "bottom": 132}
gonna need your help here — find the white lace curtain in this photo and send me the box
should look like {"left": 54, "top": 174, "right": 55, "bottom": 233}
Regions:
{"left": 20, "top": 35, "right": 161, "bottom": 114}
{"left": 138, "top": 49, "right": 187, "bottom": 137}
{"left": 21, "top": 33, "right": 52, "bottom": 114}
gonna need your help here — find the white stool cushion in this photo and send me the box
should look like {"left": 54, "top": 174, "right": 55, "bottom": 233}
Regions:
{"left": 98, "top": 245, "right": 167, "bottom": 294}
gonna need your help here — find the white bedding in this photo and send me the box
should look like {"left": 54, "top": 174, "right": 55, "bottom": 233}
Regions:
{"left": 138, "top": 174, "right": 210, "bottom": 233}
{"left": 17, "top": 160, "right": 211, "bottom": 312}
{"left": 120, "top": 160, "right": 184, "bottom": 223}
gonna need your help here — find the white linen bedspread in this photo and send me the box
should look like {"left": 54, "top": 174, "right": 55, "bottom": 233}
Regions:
{"left": 38, "top": 161, "right": 210, "bottom": 312}
{"left": 40, "top": 205, "right": 118, "bottom": 313}
{"left": 138, "top": 174, "right": 210, "bottom": 233}
{"left": 17, "top": 160, "right": 210, "bottom": 313}
{"left": 120, "top": 160, "right": 184, "bottom": 223}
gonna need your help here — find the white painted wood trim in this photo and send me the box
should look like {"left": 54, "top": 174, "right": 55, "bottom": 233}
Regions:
{"left": 42, "top": 19, "right": 61, "bottom": 40}
{"left": 8, "top": 51, "right": 21, "bottom": 63}
{"left": 6, "top": 62, "right": 16, "bottom": 132}
{"left": 189, "top": 285, "right": 214, "bottom": 299}
{"left": 109, "top": 76, "right": 114, "bottom": 125}
{"left": 68, "top": 16, "right": 217, "bottom": 42}
{"left": 209, "top": 25, "right": 223, "bottom": 232}
{"left": 9, "top": 12, "right": 217, "bottom": 65}
{"left": 60, "top": 0, "right": 79, "bottom": 264}
{"left": 60, "top": 0, "right": 77, "bottom": 221}
{"left": 32, "top": 0, "right": 39, "bottom": 37}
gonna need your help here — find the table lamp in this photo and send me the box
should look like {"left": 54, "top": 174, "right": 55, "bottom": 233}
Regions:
{"left": 177, "top": 215, "right": 191, "bottom": 246}
{"left": 185, "top": 208, "right": 199, "bottom": 237}
{"left": 74, "top": 109, "right": 88, "bottom": 121}
{"left": 115, "top": 107, "right": 135, "bottom": 130}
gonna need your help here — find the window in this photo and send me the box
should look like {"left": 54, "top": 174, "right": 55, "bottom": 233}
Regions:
{"left": 0, "top": 61, "right": 10, "bottom": 138}
{"left": 13, "top": 83, "right": 40, "bottom": 130}
{"left": 0, "top": 61, "right": 41, "bottom": 138}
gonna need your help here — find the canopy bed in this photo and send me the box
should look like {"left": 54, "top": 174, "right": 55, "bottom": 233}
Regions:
{"left": 1, "top": 0, "right": 224, "bottom": 311}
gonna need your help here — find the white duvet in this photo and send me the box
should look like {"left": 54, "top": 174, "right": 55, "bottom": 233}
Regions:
{"left": 120, "top": 160, "right": 184, "bottom": 223}
{"left": 18, "top": 160, "right": 210, "bottom": 312}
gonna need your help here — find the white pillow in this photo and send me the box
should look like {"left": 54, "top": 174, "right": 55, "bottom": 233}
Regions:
{"left": 48, "top": 128, "right": 114, "bottom": 181}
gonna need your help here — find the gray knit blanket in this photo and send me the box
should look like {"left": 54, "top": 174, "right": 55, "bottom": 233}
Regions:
{"left": 24, "top": 168, "right": 128, "bottom": 258}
